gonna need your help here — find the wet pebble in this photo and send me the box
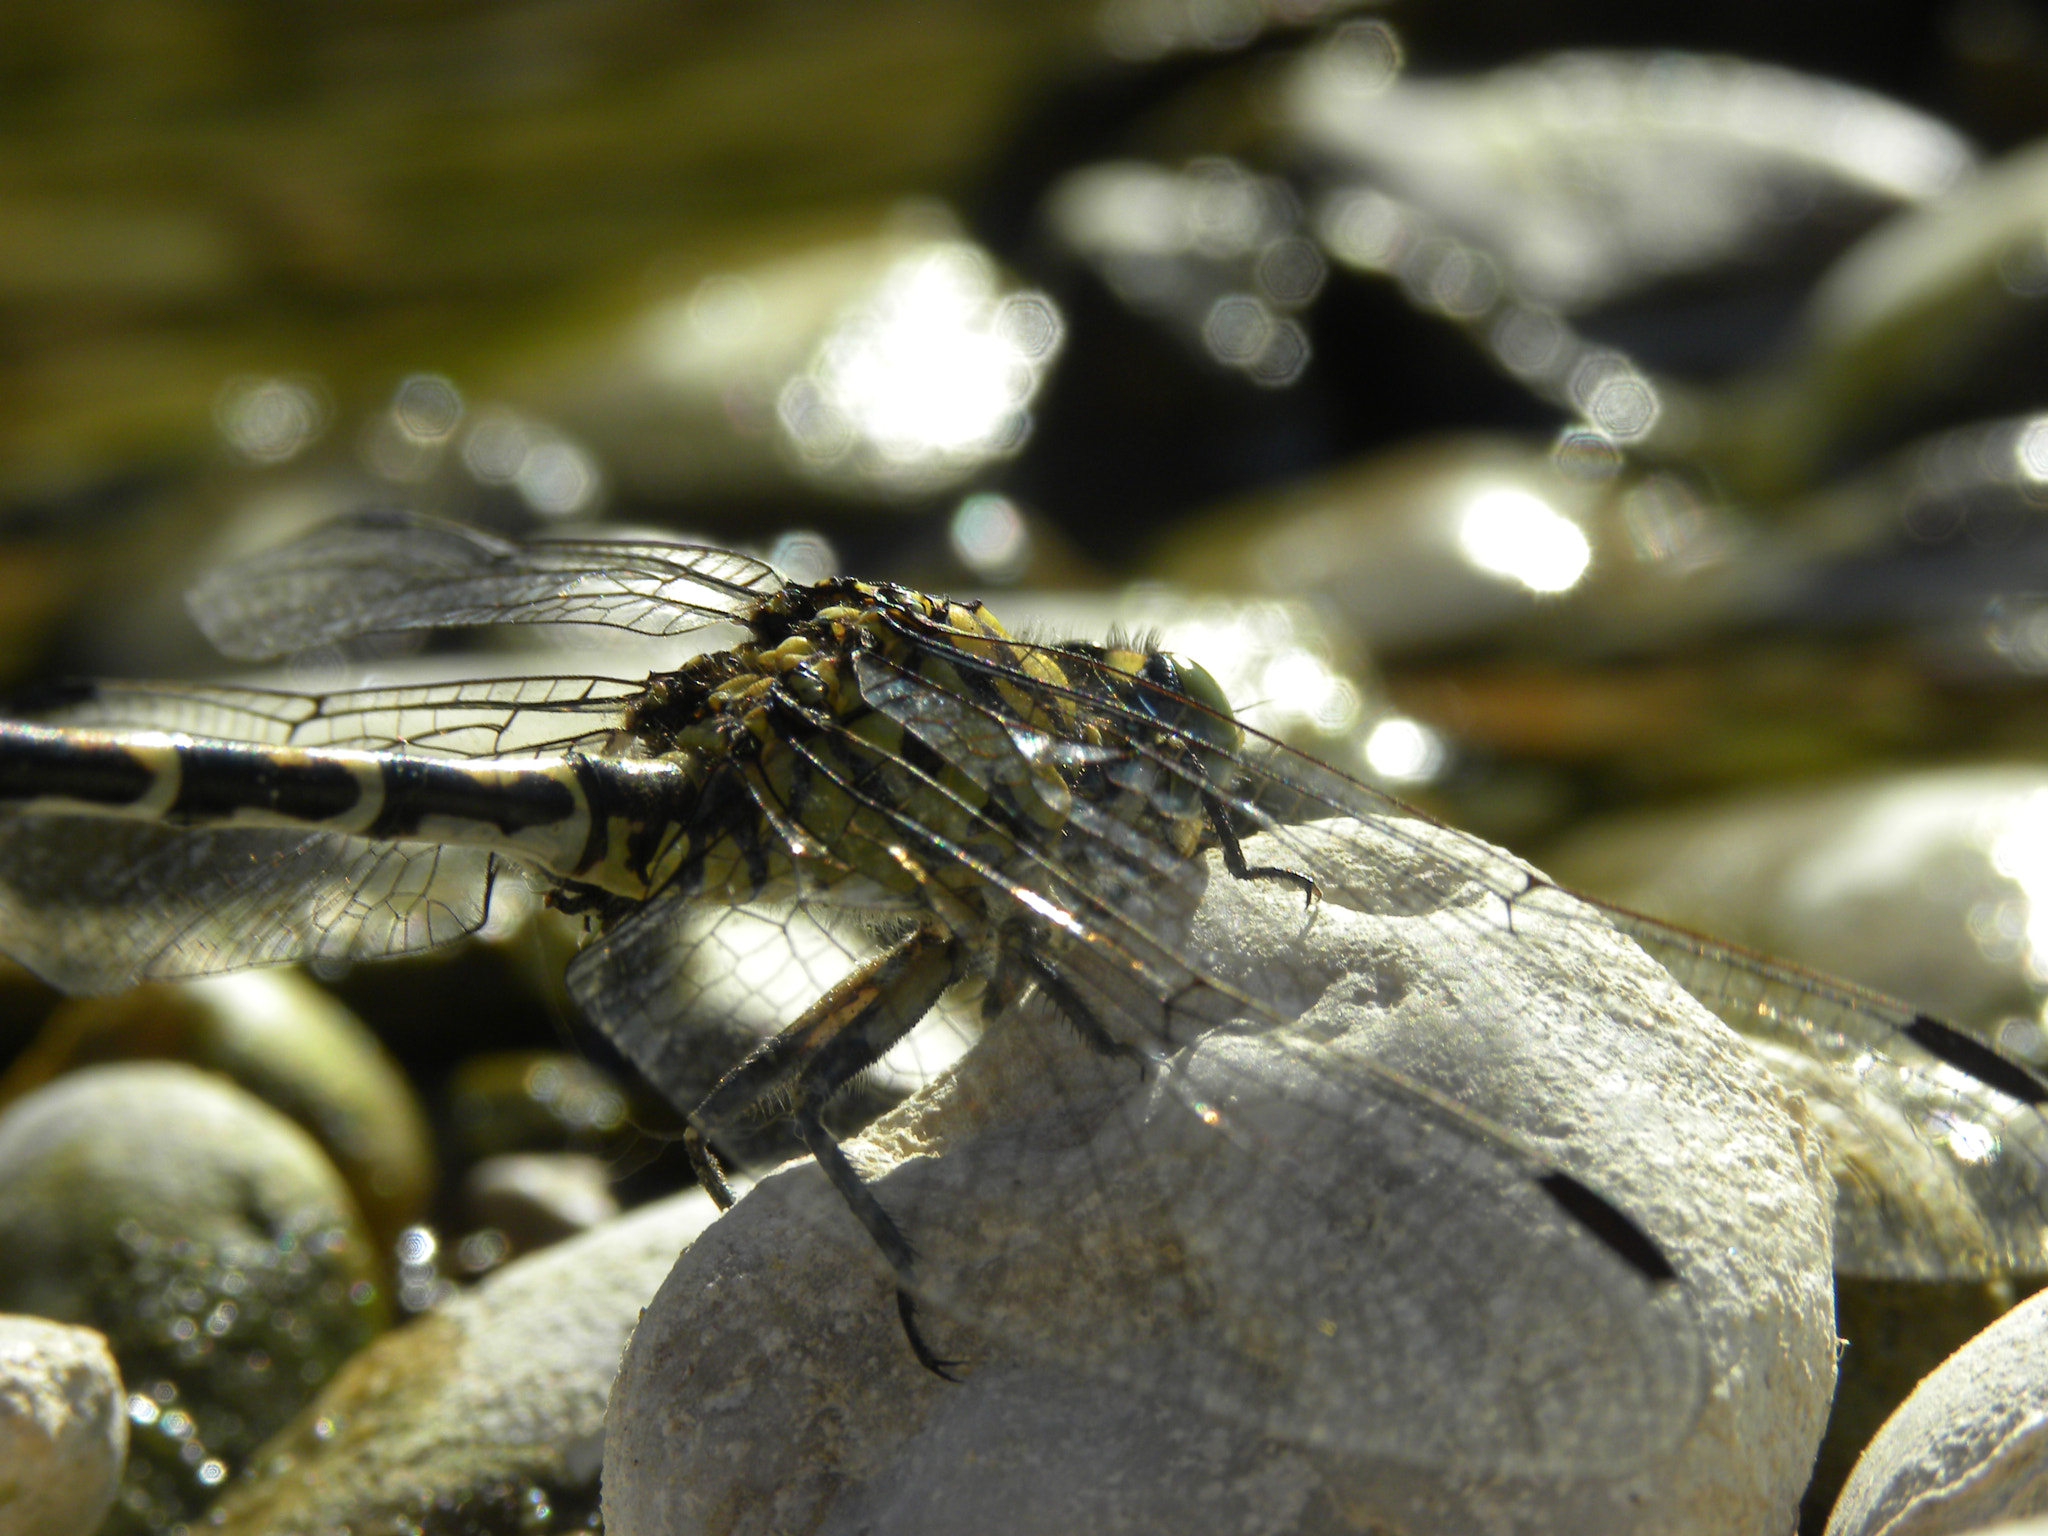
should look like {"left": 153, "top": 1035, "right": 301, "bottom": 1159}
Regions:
{"left": 1289, "top": 45, "right": 1969, "bottom": 318}
{"left": 1712, "top": 139, "right": 2048, "bottom": 496}
{"left": 605, "top": 821, "right": 1835, "bottom": 1536}
{"left": 1154, "top": 434, "right": 1626, "bottom": 654}
{"left": 0, "top": 970, "right": 436, "bottom": 1252}
{"left": 446, "top": 1051, "right": 635, "bottom": 1166}
{"left": 0, "top": 1314, "right": 127, "bottom": 1536}
{"left": 210, "top": 1191, "right": 719, "bottom": 1535}
{"left": 0, "top": 1061, "right": 383, "bottom": 1532}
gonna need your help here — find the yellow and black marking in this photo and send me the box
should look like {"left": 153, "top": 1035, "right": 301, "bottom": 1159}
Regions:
{"left": 0, "top": 568, "right": 1311, "bottom": 1374}
{"left": 0, "top": 515, "right": 1745, "bottom": 1397}
{"left": 579, "top": 574, "right": 1322, "bottom": 1371}
{"left": 610, "top": 578, "right": 1096, "bottom": 914}
{"left": 0, "top": 716, "right": 698, "bottom": 901}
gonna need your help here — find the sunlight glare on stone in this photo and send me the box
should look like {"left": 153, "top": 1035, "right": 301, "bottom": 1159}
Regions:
{"left": 1455, "top": 486, "right": 1593, "bottom": 594}
{"left": 949, "top": 492, "right": 1032, "bottom": 581}
{"left": 779, "top": 243, "right": 1062, "bottom": 489}
{"left": 215, "top": 375, "right": 327, "bottom": 465}
{"left": 2013, "top": 416, "right": 2048, "bottom": 484}
{"left": 462, "top": 408, "right": 602, "bottom": 517}
{"left": 1256, "top": 649, "right": 1363, "bottom": 737}
{"left": 1154, "top": 605, "right": 1359, "bottom": 744}
{"left": 363, "top": 373, "right": 463, "bottom": 483}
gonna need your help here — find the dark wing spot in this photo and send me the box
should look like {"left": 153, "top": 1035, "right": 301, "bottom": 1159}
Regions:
{"left": 1537, "top": 1171, "right": 1680, "bottom": 1284}
{"left": 1905, "top": 1015, "right": 2048, "bottom": 1107}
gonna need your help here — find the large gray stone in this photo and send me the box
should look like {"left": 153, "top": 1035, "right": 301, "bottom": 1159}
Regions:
{"left": 605, "top": 819, "right": 1836, "bottom": 1535}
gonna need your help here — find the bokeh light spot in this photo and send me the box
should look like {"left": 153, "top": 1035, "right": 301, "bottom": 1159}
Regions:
{"left": 1456, "top": 487, "right": 1593, "bottom": 593}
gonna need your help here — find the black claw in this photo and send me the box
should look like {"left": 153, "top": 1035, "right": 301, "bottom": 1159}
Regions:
{"left": 1203, "top": 790, "right": 1321, "bottom": 905}
{"left": 683, "top": 1125, "right": 738, "bottom": 1210}
{"left": 898, "top": 1288, "right": 962, "bottom": 1381}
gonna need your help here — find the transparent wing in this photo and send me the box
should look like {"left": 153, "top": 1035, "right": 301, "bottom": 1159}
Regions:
{"left": 16, "top": 516, "right": 2039, "bottom": 1469}
{"left": 0, "top": 817, "right": 496, "bottom": 992}
{"left": 1183, "top": 666, "right": 2048, "bottom": 1282}
{"left": 22, "top": 675, "right": 640, "bottom": 758}
{"left": 1593, "top": 912, "right": 2048, "bottom": 1276}
{"left": 189, "top": 508, "right": 784, "bottom": 659}
{"left": 564, "top": 894, "right": 974, "bottom": 1157}
{"left": 0, "top": 674, "right": 621, "bottom": 990}
{"left": 850, "top": 645, "right": 1204, "bottom": 905}
{"left": 846, "top": 621, "right": 2048, "bottom": 1292}
{"left": 565, "top": 627, "right": 1714, "bottom": 1468}
{"left": 890, "top": 996, "right": 1707, "bottom": 1473}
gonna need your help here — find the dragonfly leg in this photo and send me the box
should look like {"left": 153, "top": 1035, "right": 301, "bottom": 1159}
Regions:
{"left": 1015, "top": 947, "right": 1142, "bottom": 1064}
{"left": 1202, "top": 790, "right": 1320, "bottom": 904}
{"left": 791, "top": 1106, "right": 960, "bottom": 1378}
{"left": 682, "top": 1124, "right": 737, "bottom": 1210}
{"left": 685, "top": 922, "right": 965, "bottom": 1376}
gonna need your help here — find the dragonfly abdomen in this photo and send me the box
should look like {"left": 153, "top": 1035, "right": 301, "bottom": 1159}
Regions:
{"left": 0, "top": 720, "right": 697, "bottom": 900}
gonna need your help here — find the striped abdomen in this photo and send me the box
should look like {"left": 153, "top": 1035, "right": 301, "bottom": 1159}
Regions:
{"left": 0, "top": 722, "right": 694, "bottom": 900}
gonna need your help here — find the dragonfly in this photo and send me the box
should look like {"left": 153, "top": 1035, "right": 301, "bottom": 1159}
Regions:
{"left": 0, "top": 510, "right": 2042, "bottom": 1474}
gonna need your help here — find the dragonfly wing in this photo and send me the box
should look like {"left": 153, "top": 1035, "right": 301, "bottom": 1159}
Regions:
{"left": 715, "top": 654, "right": 1720, "bottom": 1467}
{"left": 565, "top": 890, "right": 733, "bottom": 1113}
{"left": 894, "top": 1021, "right": 1712, "bottom": 1472}
{"left": 1184, "top": 1025, "right": 1705, "bottom": 1469}
{"left": 1195, "top": 700, "right": 2048, "bottom": 1284}
{"left": 20, "top": 677, "right": 638, "bottom": 758}
{"left": 565, "top": 892, "right": 977, "bottom": 1163}
{"left": 0, "top": 818, "right": 496, "bottom": 992}
{"left": 189, "top": 509, "right": 784, "bottom": 658}
{"left": 854, "top": 648, "right": 1077, "bottom": 821}
{"left": 1604, "top": 913, "right": 2048, "bottom": 1277}
{"left": 661, "top": 813, "right": 1757, "bottom": 1475}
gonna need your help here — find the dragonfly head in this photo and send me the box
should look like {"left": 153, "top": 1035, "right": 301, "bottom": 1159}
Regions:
{"left": 1134, "top": 651, "right": 1244, "bottom": 790}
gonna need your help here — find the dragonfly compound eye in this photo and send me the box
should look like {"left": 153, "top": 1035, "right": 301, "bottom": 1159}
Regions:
{"left": 1137, "top": 652, "right": 1244, "bottom": 788}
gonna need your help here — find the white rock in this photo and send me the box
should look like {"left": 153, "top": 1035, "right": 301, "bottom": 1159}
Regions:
{"left": 1827, "top": 1286, "right": 2048, "bottom": 1536}
{"left": 0, "top": 1314, "right": 127, "bottom": 1536}
{"left": 605, "top": 818, "right": 1837, "bottom": 1536}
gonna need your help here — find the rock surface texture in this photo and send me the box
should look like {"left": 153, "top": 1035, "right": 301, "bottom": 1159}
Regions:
{"left": 605, "top": 820, "right": 1838, "bottom": 1536}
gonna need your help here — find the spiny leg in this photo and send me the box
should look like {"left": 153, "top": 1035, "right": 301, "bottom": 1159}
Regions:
{"left": 1016, "top": 947, "right": 1142, "bottom": 1064}
{"left": 1202, "top": 789, "right": 1320, "bottom": 903}
{"left": 789, "top": 1105, "right": 959, "bottom": 1378}
{"left": 684, "top": 921, "right": 965, "bottom": 1376}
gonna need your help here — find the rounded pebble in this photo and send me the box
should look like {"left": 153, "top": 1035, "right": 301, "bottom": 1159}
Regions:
{"left": 1827, "top": 1285, "right": 2048, "bottom": 1535}
{"left": 0, "top": 1315, "right": 126, "bottom": 1536}
{"left": 0, "top": 969, "right": 436, "bottom": 1252}
{"left": 0, "top": 1061, "right": 382, "bottom": 1530}
{"left": 463, "top": 1151, "right": 622, "bottom": 1254}
{"left": 210, "top": 1191, "right": 719, "bottom": 1535}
